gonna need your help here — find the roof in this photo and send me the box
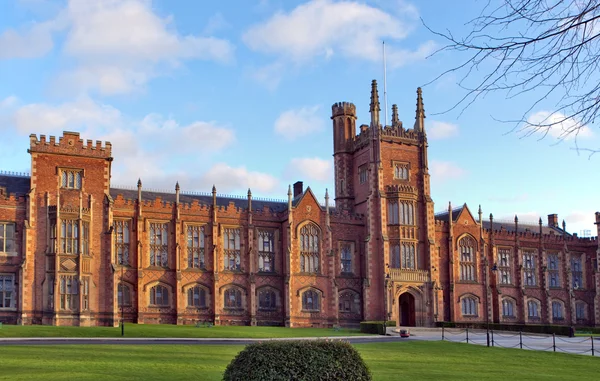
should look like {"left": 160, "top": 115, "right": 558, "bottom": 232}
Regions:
{"left": 0, "top": 173, "right": 31, "bottom": 196}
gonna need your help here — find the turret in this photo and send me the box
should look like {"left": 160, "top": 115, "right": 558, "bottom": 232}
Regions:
{"left": 331, "top": 102, "right": 357, "bottom": 154}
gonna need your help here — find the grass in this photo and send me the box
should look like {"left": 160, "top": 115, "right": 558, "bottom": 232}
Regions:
{"left": 0, "top": 341, "right": 598, "bottom": 380}
{"left": 0, "top": 323, "right": 365, "bottom": 338}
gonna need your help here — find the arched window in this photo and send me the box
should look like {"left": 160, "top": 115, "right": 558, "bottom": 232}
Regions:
{"left": 459, "top": 236, "right": 476, "bottom": 281}
{"left": 461, "top": 297, "right": 477, "bottom": 316}
{"left": 224, "top": 288, "right": 242, "bottom": 309}
{"left": 257, "top": 289, "right": 277, "bottom": 311}
{"left": 502, "top": 299, "right": 514, "bottom": 317}
{"left": 118, "top": 283, "right": 131, "bottom": 306}
{"left": 527, "top": 300, "right": 539, "bottom": 318}
{"left": 300, "top": 224, "right": 320, "bottom": 274}
{"left": 187, "top": 285, "right": 207, "bottom": 308}
{"left": 340, "top": 243, "right": 352, "bottom": 273}
{"left": 552, "top": 301, "right": 563, "bottom": 320}
{"left": 150, "top": 285, "right": 169, "bottom": 306}
{"left": 338, "top": 290, "right": 360, "bottom": 314}
{"left": 302, "top": 289, "right": 320, "bottom": 311}
{"left": 575, "top": 301, "right": 586, "bottom": 320}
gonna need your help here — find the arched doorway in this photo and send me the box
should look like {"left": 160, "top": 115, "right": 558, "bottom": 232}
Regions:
{"left": 399, "top": 293, "right": 416, "bottom": 327}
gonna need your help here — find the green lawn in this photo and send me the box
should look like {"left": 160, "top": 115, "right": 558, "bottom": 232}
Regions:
{"left": 0, "top": 341, "right": 597, "bottom": 381}
{"left": 0, "top": 324, "right": 365, "bottom": 338}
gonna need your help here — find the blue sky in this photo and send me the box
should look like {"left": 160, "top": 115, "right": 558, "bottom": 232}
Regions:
{"left": 0, "top": 0, "right": 598, "bottom": 236}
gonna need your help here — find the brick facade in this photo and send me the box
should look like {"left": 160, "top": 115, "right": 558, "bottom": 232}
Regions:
{"left": 0, "top": 81, "right": 598, "bottom": 328}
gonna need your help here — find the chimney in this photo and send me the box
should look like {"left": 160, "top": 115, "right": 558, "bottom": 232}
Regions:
{"left": 293, "top": 181, "right": 304, "bottom": 198}
{"left": 547, "top": 214, "right": 558, "bottom": 227}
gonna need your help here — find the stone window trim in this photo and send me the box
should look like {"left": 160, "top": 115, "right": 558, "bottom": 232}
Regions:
{"left": 114, "top": 220, "right": 131, "bottom": 266}
{"left": 117, "top": 281, "right": 133, "bottom": 307}
{"left": 339, "top": 241, "right": 354, "bottom": 275}
{"left": 338, "top": 288, "right": 360, "bottom": 314}
{"left": 186, "top": 223, "right": 207, "bottom": 271}
{"left": 522, "top": 249, "right": 537, "bottom": 287}
{"left": 147, "top": 220, "right": 170, "bottom": 269}
{"left": 221, "top": 225, "right": 242, "bottom": 272}
{"left": 525, "top": 298, "right": 541, "bottom": 321}
{"left": 458, "top": 293, "right": 479, "bottom": 317}
{"left": 298, "top": 221, "right": 321, "bottom": 274}
{"left": 256, "top": 285, "right": 279, "bottom": 311}
{"left": 575, "top": 300, "right": 587, "bottom": 320}
{"left": 0, "top": 273, "right": 16, "bottom": 310}
{"left": 221, "top": 283, "right": 246, "bottom": 310}
{"left": 570, "top": 253, "right": 584, "bottom": 290}
{"left": 257, "top": 228, "right": 276, "bottom": 273}
{"left": 392, "top": 160, "right": 410, "bottom": 181}
{"left": 183, "top": 282, "right": 211, "bottom": 309}
{"left": 458, "top": 234, "right": 477, "bottom": 282}
{"left": 501, "top": 297, "right": 516, "bottom": 318}
{"left": 358, "top": 164, "right": 368, "bottom": 184}
{"left": 298, "top": 286, "right": 324, "bottom": 313}
{"left": 144, "top": 281, "right": 172, "bottom": 307}
{"left": 58, "top": 167, "right": 84, "bottom": 190}
{"left": 0, "top": 222, "right": 17, "bottom": 256}
{"left": 496, "top": 247, "right": 512, "bottom": 285}
{"left": 551, "top": 299, "right": 565, "bottom": 321}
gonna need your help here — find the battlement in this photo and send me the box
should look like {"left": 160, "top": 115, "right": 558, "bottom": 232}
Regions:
{"left": 331, "top": 102, "right": 356, "bottom": 118}
{"left": 29, "top": 131, "right": 112, "bottom": 159}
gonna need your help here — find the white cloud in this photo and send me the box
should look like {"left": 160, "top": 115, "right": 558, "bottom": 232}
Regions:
{"left": 248, "top": 61, "right": 286, "bottom": 91}
{"left": 286, "top": 157, "right": 333, "bottom": 182}
{"left": 243, "top": 0, "right": 435, "bottom": 68}
{"left": 0, "top": 96, "right": 19, "bottom": 109}
{"left": 199, "top": 163, "right": 280, "bottom": 194}
{"left": 274, "top": 105, "right": 324, "bottom": 140}
{"left": 0, "top": 20, "right": 60, "bottom": 59}
{"left": 429, "top": 160, "right": 466, "bottom": 183}
{"left": 203, "top": 12, "right": 231, "bottom": 35}
{"left": 525, "top": 110, "right": 593, "bottom": 140}
{"left": 427, "top": 121, "right": 459, "bottom": 140}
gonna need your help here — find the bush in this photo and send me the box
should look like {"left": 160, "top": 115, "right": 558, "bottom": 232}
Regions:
{"left": 359, "top": 321, "right": 396, "bottom": 334}
{"left": 222, "top": 340, "right": 372, "bottom": 381}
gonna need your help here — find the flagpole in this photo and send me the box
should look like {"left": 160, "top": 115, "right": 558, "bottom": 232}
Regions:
{"left": 383, "top": 41, "right": 388, "bottom": 127}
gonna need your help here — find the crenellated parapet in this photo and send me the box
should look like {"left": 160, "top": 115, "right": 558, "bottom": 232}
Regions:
{"left": 352, "top": 127, "right": 371, "bottom": 151}
{"left": 28, "top": 131, "right": 112, "bottom": 159}
{"left": 331, "top": 102, "right": 356, "bottom": 118}
{"left": 380, "top": 126, "right": 421, "bottom": 142}
{"left": 386, "top": 184, "right": 417, "bottom": 195}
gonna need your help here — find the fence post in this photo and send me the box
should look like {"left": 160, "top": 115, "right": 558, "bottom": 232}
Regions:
{"left": 552, "top": 333, "right": 556, "bottom": 352}
{"left": 491, "top": 330, "right": 494, "bottom": 347}
{"left": 466, "top": 328, "right": 469, "bottom": 344}
{"left": 592, "top": 336, "right": 595, "bottom": 357}
{"left": 442, "top": 326, "right": 445, "bottom": 341}
{"left": 519, "top": 331, "right": 522, "bottom": 349}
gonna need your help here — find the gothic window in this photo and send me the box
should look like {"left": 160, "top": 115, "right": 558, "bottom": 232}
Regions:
{"left": 149, "top": 223, "right": 168, "bottom": 267}
{"left": 576, "top": 302, "right": 586, "bottom": 320}
{"left": 459, "top": 236, "right": 476, "bottom": 281}
{"left": 527, "top": 300, "right": 540, "bottom": 319}
{"left": 340, "top": 242, "right": 352, "bottom": 274}
{"left": 258, "top": 288, "right": 277, "bottom": 311}
{"left": 548, "top": 253, "right": 560, "bottom": 288}
{"left": 401, "top": 243, "right": 416, "bottom": 269}
{"left": 302, "top": 289, "right": 320, "bottom": 311}
{"left": 115, "top": 220, "right": 130, "bottom": 265}
{"left": 394, "top": 163, "right": 409, "bottom": 180}
{"left": 523, "top": 250, "right": 536, "bottom": 286}
{"left": 61, "top": 169, "right": 82, "bottom": 190}
{"left": 82, "top": 221, "right": 89, "bottom": 256}
{"left": 358, "top": 165, "right": 368, "bottom": 184}
{"left": 49, "top": 222, "right": 57, "bottom": 253}
{"left": 61, "top": 220, "right": 79, "bottom": 255}
{"left": 258, "top": 229, "right": 274, "bottom": 272}
{"left": 47, "top": 276, "right": 54, "bottom": 309}
{"left": 390, "top": 244, "right": 400, "bottom": 268}
{"left": 60, "top": 276, "right": 78, "bottom": 310}
{"left": 118, "top": 283, "right": 132, "bottom": 306}
{"left": 387, "top": 200, "right": 399, "bottom": 224}
{"left": 81, "top": 277, "right": 89, "bottom": 310}
{"left": 224, "top": 288, "right": 242, "bottom": 309}
{"left": 0, "top": 274, "right": 15, "bottom": 308}
{"left": 149, "top": 285, "right": 169, "bottom": 306}
{"left": 461, "top": 297, "right": 477, "bottom": 316}
{"left": 223, "top": 228, "right": 241, "bottom": 271}
{"left": 0, "top": 222, "right": 16, "bottom": 254}
{"left": 187, "top": 225, "right": 206, "bottom": 269}
{"left": 571, "top": 255, "right": 583, "bottom": 289}
{"left": 552, "top": 301, "right": 563, "bottom": 320}
{"left": 187, "top": 286, "right": 207, "bottom": 308}
{"left": 300, "top": 224, "right": 320, "bottom": 274}
{"left": 338, "top": 290, "right": 360, "bottom": 314}
{"left": 399, "top": 202, "right": 415, "bottom": 225}
{"left": 502, "top": 299, "right": 515, "bottom": 317}
{"left": 498, "top": 248, "right": 511, "bottom": 284}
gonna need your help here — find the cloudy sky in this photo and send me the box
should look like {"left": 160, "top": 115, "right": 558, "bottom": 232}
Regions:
{"left": 0, "top": 0, "right": 598, "bottom": 236}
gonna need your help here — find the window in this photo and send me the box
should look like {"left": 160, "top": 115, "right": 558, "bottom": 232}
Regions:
{"left": 387, "top": 200, "right": 399, "bottom": 224}
{"left": 399, "top": 202, "right": 415, "bottom": 225}
{"left": 149, "top": 223, "right": 168, "bottom": 267}
{"left": 187, "top": 225, "right": 205, "bottom": 269}
{"left": 82, "top": 221, "right": 89, "bottom": 256}
{"left": 359, "top": 165, "right": 368, "bottom": 184}
{"left": 258, "top": 289, "right": 276, "bottom": 311}
{"left": 61, "top": 169, "right": 82, "bottom": 189}
{"left": 49, "top": 222, "right": 57, "bottom": 253}
{"left": 224, "top": 288, "right": 242, "bottom": 308}
{"left": 527, "top": 300, "right": 539, "bottom": 318}
{"left": 552, "top": 301, "right": 563, "bottom": 320}
{"left": 0, "top": 274, "right": 15, "bottom": 308}
{"left": 523, "top": 250, "right": 536, "bottom": 286}
{"left": 0, "top": 223, "right": 16, "bottom": 254}
{"left": 394, "top": 163, "right": 409, "bottom": 180}
{"left": 502, "top": 299, "right": 515, "bottom": 317}
{"left": 390, "top": 244, "right": 400, "bottom": 268}
{"left": 223, "top": 228, "right": 241, "bottom": 271}
{"left": 118, "top": 283, "right": 131, "bottom": 306}
{"left": 340, "top": 242, "right": 352, "bottom": 274}
{"left": 150, "top": 285, "right": 169, "bottom": 306}
{"left": 258, "top": 229, "right": 274, "bottom": 272}
{"left": 115, "top": 221, "right": 130, "bottom": 265}
{"left": 338, "top": 290, "right": 360, "bottom": 314}
{"left": 498, "top": 248, "right": 511, "bottom": 284}
{"left": 401, "top": 243, "right": 416, "bottom": 269}
{"left": 548, "top": 253, "right": 560, "bottom": 288}
{"left": 461, "top": 297, "right": 477, "bottom": 316}
{"left": 576, "top": 302, "right": 586, "bottom": 320}
{"left": 60, "top": 276, "right": 78, "bottom": 310}
{"left": 302, "top": 289, "right": 320, "bottom": 311}
{"left": 300, "top": 224, "right": 320, "bottom": 273}
{"left": 187, "top": 286, "right": 207, "bottom": 308}
{"left": 571, "top": 255, "right": 583, "bottom": 289}
{"left": 61, "top": 220, "right": 79, "bottom": 255}
{"left": 459, "top": 236, "right": 476, "bottom": 281}
{"left": 81, "top": 277, "right": 89, "bottom": 310}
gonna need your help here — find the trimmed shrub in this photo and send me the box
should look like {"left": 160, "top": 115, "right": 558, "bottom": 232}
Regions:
{"left": 359, "top": 320, "right": 396, "bottom": 334}
{"left": 222, "top": 340, "right": 372, "bottom": 381}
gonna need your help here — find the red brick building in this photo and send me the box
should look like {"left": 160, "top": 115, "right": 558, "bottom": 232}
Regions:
{"left": 0, "top": 80, "right": 598, "bottom": 327}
